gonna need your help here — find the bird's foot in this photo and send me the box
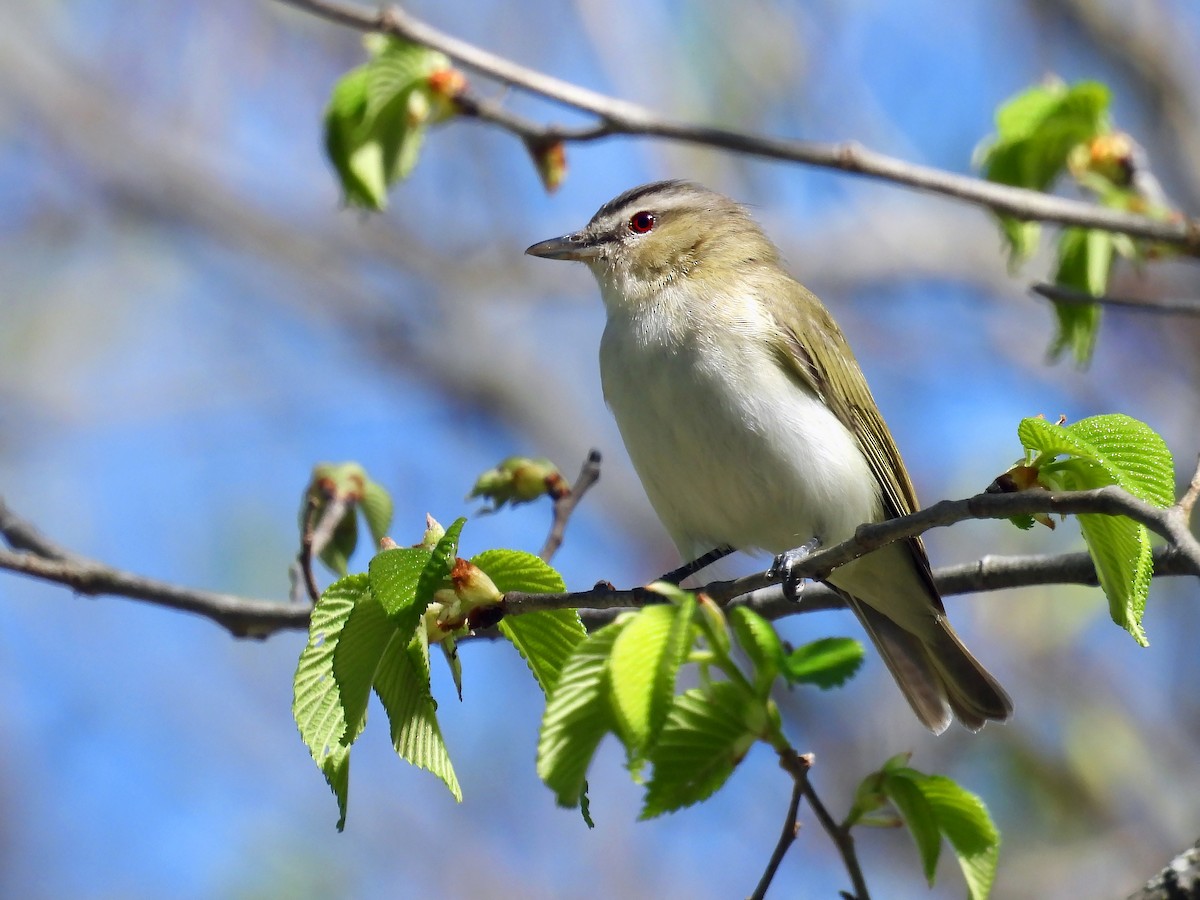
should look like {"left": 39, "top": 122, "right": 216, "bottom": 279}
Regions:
{"left": 770, "top": 538, "right": 821, "bottom": 602}
{"left": 660, "top": 545, "right": 735, "bottom": 585}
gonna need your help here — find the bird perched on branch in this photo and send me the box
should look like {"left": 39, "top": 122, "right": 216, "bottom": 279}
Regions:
{"left": 527, "top": 180, "right": 1012, "bottom": 733}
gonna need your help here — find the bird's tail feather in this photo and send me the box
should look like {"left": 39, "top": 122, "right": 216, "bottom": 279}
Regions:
{"left": 844, "top": 594, "right": 1012, "bottom": 734}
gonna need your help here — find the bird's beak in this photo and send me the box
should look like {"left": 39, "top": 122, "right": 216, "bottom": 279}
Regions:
{"left": 524, "top": 230, "right": 602, "bottom": 261}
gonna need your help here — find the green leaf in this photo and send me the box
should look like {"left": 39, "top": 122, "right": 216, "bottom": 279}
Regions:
{"left": 781, "top": 637, "right": 865, "bottom": 689}
{"left": 879, "top": 768, "right": 1000, "bottom": 900}
{"left": 417, "top": 517, "right": 466, "bottom": 607}
{"left": 918, "top": 775, "right": 1000, "bottom": 900}
{"left": 331, "top": 588, "right": 395, "bottom": 743}
{"left": 537, "top": 620, "right": 626, "bottom": 808}
{"left": 470, "top": 548, "right": 565, "bottom": 594}
{"left": 1018, "top": 414, "right": 1173, "bottom": 645}
{"left": 727, "top": 606, "right": 783, "bottom": 692}
{"left": 1066, "top": 415, "right": 1175, "bottom": 508}
{"left": 1078, "top": 512, "right": 1151, "bottom": 646}
{"left": 324, "top": 66, "right": 383, "bottom": 210}
{"left": 979, "top": 81, "right": 1112, "bottom": 266}
{"left": 322, "top": 38, "right": 452, "bottom": 210}
{"left": 640, "top": 682, "right": 763, "bottom": 818}
{"left": 293, "top": 574, "right": 368, "bottom": 829}
{"left": 499, "top": 610, "right": 588, "bottom": 696}
{"left": 360, "top": 479, "right": 394, "bottom": 546}
{"left": 368, "top": 546, "right": 434, "bottom": 640}
{"left": 1050, "top": 228, "right": 1112, "bottom": 365}
{"left": 373, "top": 629, "right": 462, "bottom": 801}
{"left": 883, "top": 772, "right": 942, "bottom": 884}
{"left": 608, "top": 599, "right": 696, "bottom": 760}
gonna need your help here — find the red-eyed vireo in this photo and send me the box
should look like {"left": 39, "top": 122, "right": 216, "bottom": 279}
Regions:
{"left": 526, "top": 180, "right": 1012, "bottom": 734}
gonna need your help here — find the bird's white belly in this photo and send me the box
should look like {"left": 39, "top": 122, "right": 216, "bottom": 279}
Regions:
{"left": 600, "top": 316, "right": 881, "bottom": 561}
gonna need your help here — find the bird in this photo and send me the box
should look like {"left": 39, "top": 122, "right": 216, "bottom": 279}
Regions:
{"left": 525, "top": 180, "right": 1013, "bottom": 734}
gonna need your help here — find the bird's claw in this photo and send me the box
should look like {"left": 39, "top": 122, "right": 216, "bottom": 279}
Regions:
{"left": 770, "top": 538, "right": 821, "bottom": 602}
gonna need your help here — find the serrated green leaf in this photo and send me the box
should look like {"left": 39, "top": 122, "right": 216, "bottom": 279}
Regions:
{"left": 369, "top": 547, "right": 434, "bottom": 640}
{"left": 500, "top": 610, "right": 587, "bottom": 695}
{"left": 293, "top": 574, "right": 368, "bottom": 829}
{"left": 640, "top": 682, "right": 762, "bottom": 819}
{"left": 360, "top": 480, "right": 394, "bottom": 546}
{"left": 1079, "top": 513, "right": 1151, "bottom": 645}
{"left": 727, "top": 606, "right": 783, "bottom": 691}
{"left": 373, "top": 629, "right": 461, "bottom": 801}
{"left": 608, "top": 600, "right": 696, "bottom": 760}
{"left": 321, "top": 747, "right": 351, "bottom": 831}
{"left": 782, "top": 637, "right": 865, "bottom": 689}
{"left": 1018, "top": 414, "right": 1171, "bottom": 644}
{"left": 884, "top": 771, "right": 942, "bottom": 884}
{"left": 1066, "top": 415, "right": 1175, "bottom": 508}
{"left": 471, "top": 548, "right": 566, "bottom": 594}
{"left": 919, "top": 775, "right": 1000, "bottom": 900}
{"left": 417, "top": 517, "right": 466, "bottom": 606}
{"left": 331, "top": 588, "right": 394, "bottom": 743}
{"left": 537, "top": 621, "right": 626, "bottom": 808}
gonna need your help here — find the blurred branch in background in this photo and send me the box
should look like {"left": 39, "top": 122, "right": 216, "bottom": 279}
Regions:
{"left": 279, "top": 0, "right": 1200, "bottom": 252}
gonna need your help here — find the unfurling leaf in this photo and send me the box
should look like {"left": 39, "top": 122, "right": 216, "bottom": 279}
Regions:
{"left": 1012, "top": 414, "right": 1174, "bottom": 645}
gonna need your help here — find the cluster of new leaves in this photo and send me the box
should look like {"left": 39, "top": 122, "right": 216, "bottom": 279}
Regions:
{"left": 468, "top": 456, "right": 569, "bottom": 511}
{"left": 300, "top": 461, "right": 394, "bottom": 576}
{"left": 292, "top": 514, "right": 587, "bottom": 829}
{"left": 976, "top": 80, "right": 1178, "bottom": 365}
{"left": 325, "top": 36, "right": 466, "bottom": 210}
{"left": 997, "top": 413, "right": 1175, "bottom": 645}
{"left": 847, "top": 754, "right": 1000, "bottom": 900}
{"left": 535, "top": 584, "right": 1000, "bottom": 895}
{"left": 537, "top": 584, "right": 864, "bottom": 814}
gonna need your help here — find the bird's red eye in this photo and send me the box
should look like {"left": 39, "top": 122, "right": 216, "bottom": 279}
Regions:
{"left": 628, "top": 211, "right": 656, "bottom": 234}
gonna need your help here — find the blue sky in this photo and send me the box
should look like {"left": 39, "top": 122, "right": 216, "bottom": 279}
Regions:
{"left": 3, "top": 2, "right": 1199, "bottom": 898}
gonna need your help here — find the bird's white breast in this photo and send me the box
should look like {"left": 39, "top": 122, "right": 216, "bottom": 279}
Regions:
{"left": 598, "top": 282, "right": 881, "bottom": 561}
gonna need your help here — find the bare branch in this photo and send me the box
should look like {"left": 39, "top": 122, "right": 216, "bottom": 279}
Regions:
{"left": 540, "top": 449, "right": 602, "bottom": 562}
{"left": 751, "top": 751, "right": 809, "bottom": 900}
{"left": 776, "top": 750, "right": 871, "bottom": 900}
{"left": 276, "top": 0, "right": 1200, "bottom": 253}
{"left": 1032, "top": 282, "right": 1200, "bottom": 316}
{"left": 5, "top": 477, "right": 1197, "bottom": 638}
{"left": 505, "top": 485, "right": 1200, "bottom": 616}
{"left": 0, "top": 543, "right": 309, "bottom": 638}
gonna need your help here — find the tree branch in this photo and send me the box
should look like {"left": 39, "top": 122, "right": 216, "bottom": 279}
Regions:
{"left": 1032, "top": 282, "right": 1200, "bottom": 316}
{"left": 5, "top": 475, "right": 1197, "bottom": 638}
{"left": 751, "top": 750, "right": 810, "bottom": 900}
{"left": 276, "top": 0, "right": 1200, "bottom": 253}
{"left": 504, "top": 483, "right": 1200, "bottom": 616}
{"left": 539, "top": 449, "right": 602, "bottom": 562}
{"left": 776, "top": 750, "right": 871, "bottom": 900}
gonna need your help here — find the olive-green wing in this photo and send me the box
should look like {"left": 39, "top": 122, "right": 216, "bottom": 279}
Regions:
{"left": 768, "top": 283, "right": 943, "bottom": 603}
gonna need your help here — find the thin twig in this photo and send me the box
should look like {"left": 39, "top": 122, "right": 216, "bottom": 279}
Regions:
{"left": 776, "top": 750, "right": 870, "bottom": 900}
{"left": 503, "top": 485, "right": 1200, "bottom": 616}
{"left": 294, "top": 493, "right": 323, "bottom": 604}
{"left": 0, "top": 543, "right": 309, "bottom": 637}
{"left": 5, "top": 478, "right": 1197, "bottom": 638}
{"left": 539, "top": 449, "right": 602, "bottom": 562}
{"left": 1032, "top": 282, "right": 1200, "bottom": 316}
{"left": 276, "top": 0, "right": 1200, "bottom": 253}
{"left": 751, "top": 750, "right": 810, "bottom": 900}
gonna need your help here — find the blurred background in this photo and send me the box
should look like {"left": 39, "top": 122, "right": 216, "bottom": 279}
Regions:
{"left": 2, "top": 1, "right": 1200, "bottom": 897}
